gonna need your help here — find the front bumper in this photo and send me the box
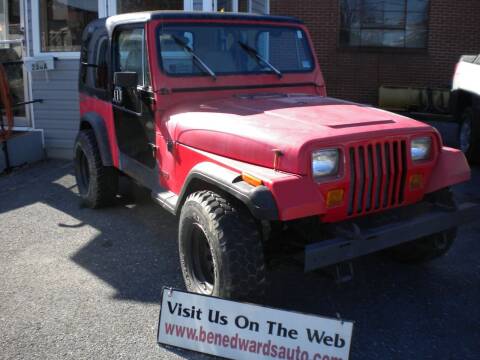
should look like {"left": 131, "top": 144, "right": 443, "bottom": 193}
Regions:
{"left": 304, "top": 201, "right": 480, "bottom": 272}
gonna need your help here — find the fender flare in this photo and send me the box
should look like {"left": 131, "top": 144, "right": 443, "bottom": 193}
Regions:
{"left": 79, "top": 112, "right": 113, "bottom": 166}
{"left": 425, "top": 147, "right": 471, "bottom": 194}
{"left": 177, "top": 162, "right": 279, "bottom": 221}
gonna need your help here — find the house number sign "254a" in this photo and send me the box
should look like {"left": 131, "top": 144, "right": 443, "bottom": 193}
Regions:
{"left": 24, "top": 57, "right": 55, "bottom": 72}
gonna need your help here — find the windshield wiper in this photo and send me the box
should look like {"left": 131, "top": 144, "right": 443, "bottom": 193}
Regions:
{"left": 171, "top": 35, "right": 216, "bottom": 80}
{"left": 238, "top": 41, "right": 282, "bottom": 78}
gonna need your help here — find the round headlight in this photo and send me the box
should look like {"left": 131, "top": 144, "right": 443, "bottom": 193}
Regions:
{"left": 312, "top": 149, "right": 339, "bottom": 179}
{"left": 411, "top": 137, "right": 432, "bottom": 161}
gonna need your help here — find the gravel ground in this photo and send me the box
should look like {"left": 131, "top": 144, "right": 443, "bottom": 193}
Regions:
{"left": 0, "top": 121, "right": 479, "bottom": 360}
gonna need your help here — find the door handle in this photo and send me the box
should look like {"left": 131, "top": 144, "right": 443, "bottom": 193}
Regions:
{"left": 148, "top": 143, "right": 158, "bottom": 158}
{"left": 166, "top": 140, "right": 175, "bottom": 153}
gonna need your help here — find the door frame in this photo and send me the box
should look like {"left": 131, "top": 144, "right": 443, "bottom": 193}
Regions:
{"left": 0, "top": 0, "right": 31, "bottom": 128}
{"left": 111, "top": 23, "right": 157, "bottom": 174}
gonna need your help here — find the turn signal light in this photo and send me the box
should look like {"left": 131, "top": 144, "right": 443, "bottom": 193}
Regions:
{"left": 409, "top": 174, "right": 424, "bottom": 190}
{"left": 326, "top": 189, "right": 344, "bottom": 208}
{"left": 241, "top": 172, "right": 263, "bottom": 187}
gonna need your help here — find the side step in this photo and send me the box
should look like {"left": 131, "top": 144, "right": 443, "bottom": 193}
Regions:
{"left": 152, "top": 190, "right": 178, "bottom": 215}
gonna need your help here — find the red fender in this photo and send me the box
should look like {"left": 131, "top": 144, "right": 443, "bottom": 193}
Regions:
{"left": 425, "top": 147, "right": 471, "bottom": 194}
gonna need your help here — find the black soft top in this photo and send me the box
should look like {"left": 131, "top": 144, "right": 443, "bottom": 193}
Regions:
{"left": 103, "top": 11, "right": 302, "bottom": 35}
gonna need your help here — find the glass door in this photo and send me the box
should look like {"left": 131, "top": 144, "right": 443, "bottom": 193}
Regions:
{"left": 0, "top": 0, "right": 27, "bottom": 127}
{"left": 185, "top": 0, "right": 268, "bottom": 13}
{"left": 110, "top": 0, "right": 184, "bottom": 15}
{"left": 111, "top": 0, "right": 268, "bottom": 14}
{"left": 215, "top": 0, "right": 235, "bottom": 12}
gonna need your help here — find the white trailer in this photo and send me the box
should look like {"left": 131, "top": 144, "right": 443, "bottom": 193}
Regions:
{"left": 451, "top": 54, "right": 480, "bottom": 162}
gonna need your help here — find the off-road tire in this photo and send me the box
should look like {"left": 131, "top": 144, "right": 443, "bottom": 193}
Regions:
{"left": 458, "top": 107, "right": 480, "bottom": 163}
{"left": 388, "top": 189, "right": 457, "bottom": 263}
{"left": 178, "top": 190, "right": 266, "bottom": 301}
{"left": 74, "top": 129, "right": 118, "bottom": 208}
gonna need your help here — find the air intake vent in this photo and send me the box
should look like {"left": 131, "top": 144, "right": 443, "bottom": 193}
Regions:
{"left": 348, "top": 140, "right": 408, "bottom": 216}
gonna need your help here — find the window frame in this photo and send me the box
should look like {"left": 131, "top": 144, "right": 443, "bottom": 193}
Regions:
{"left": 31, "top": 0, "right": 107, "bottom": 58}
{"left": 112, "top": 23, "right": 150, "bottom": 88}
{"left": 338, "top": 0, "right": 431, "bottom": 51}
{"left": 94, "top": 36, "right": 109, "bottom": 90}
{"left": 79, "top": 28, "right": 110, "bottom": 99}
{"left": 183, "top": 0, "right": 269, "bottom": 13}
{"left": 156, "top": 23, "right": 316, "bottom": 78}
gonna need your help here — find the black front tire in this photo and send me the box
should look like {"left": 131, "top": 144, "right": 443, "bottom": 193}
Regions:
{"left": 388, "top": 189, "right": 457, "bottom": 263}
{"left": 458, "top": 107, "right": 480, "bottom": 163}
{"left": 178, "top": 191, "right": 266, "bottom": 301}
{"left": 74, "top": 129, "right": 118, "bottom": 208}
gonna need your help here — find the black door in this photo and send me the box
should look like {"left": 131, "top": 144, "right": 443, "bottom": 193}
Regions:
{"left": 112, "top": 25, "right": 155, "bottom": 169}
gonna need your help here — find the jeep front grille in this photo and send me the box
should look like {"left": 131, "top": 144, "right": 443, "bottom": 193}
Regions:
{"left": 347, "top": 140, "right": 408, "bottom": 216}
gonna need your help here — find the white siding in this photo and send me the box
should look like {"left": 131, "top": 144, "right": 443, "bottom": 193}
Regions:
{"left": 31, "top": 60, "right": 80, "bottom": 159}
{"left": 25, "top": 1, "right": 80, "bottom": 159}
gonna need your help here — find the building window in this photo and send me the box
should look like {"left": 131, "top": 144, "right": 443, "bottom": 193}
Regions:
{"left": 116, "top": 0, "right": 183, "bottom": 14}
{"left": 237, "top": 0, "right": 268, "bottom": 13}
{"left": 217, "top": 0, "right": 233, "bottom": 12}
{"left": 238, "top": 0, "right": 248, "bottom": 12}
{"left": 250, "top": 0, "right": 268, "bottom": 14}
{"left": 38, "top": 0, "right": 98, "bottom": 53}
{"left": 192, "top": 0, "right": 203, "bottom": 10}
{"left": 0, "top": 0, "right": 23, "bottom": 39}
{"left": 185, "top": 0, "right": 269, "bottom": 13}
{"left": 340, "top": 0, "right": 429, "bottom": 48}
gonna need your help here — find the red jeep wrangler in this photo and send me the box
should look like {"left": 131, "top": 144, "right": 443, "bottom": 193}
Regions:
{"left": 76, "top": 11, "right": 475, "bottom": 300}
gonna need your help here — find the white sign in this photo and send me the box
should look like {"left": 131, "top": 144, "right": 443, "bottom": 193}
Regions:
{"left": 157, "top": 289, "right": 353, "bottom": 360}
{"left": 24, "top": 57, "right": 55, "bottom": 72}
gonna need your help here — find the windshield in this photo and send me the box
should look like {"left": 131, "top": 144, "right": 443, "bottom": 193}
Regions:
{"left": 157, "top": 23, "right": 315, "bottom": 77}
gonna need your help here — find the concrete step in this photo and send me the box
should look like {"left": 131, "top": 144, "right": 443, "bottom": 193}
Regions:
{"left": 0, "top": 131, "right": 44, "bottom": 174}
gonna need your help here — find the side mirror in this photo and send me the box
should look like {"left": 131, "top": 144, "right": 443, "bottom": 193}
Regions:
{"left": 113, "top": 71, "right": 138, "bottom": 88}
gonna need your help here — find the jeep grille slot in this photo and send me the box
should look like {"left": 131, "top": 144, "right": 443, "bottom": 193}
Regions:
{"left": 374, "top": 144, "right": 383, "bottom": 209}
{"left": 366, "top": 145, "right": 374, "bottom": 211}
{"left": 347, "top": 148, "right": 356, "bottom": 215}
{"left": 357, "top": 146, "right": 365, "bottom": 213}
{"left": 348, "top": 140, "right": 408, "bottom": 216}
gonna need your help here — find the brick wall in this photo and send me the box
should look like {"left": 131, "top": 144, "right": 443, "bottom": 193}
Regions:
{"left": 270, "top": 0, "right": 480, "bottom": 105}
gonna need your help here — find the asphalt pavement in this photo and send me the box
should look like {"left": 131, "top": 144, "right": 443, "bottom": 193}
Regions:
{"left": 0, "top": 120, "right": 479, "bottom": 359}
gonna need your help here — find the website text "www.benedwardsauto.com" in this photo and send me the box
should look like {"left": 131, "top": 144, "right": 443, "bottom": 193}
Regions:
{"left": 163, "top": 323, "right": 344, "bottom": 360}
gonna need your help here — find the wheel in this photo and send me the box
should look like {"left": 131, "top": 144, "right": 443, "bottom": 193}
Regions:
{"left": 388, "top": 189, "right": 457, "bottom": 263}
{"left": 74, "top": 129, "right": 118, "bottom": 208}
{"left": 458, "top": 107, "right": 480, "bottom": 163}
{"left": 178, "top": 190, "right": 266, "bottom": 301}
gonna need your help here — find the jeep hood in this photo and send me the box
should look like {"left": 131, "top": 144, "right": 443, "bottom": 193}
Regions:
{"left": 169, "top": 94, "right": 435, "bottom": 175}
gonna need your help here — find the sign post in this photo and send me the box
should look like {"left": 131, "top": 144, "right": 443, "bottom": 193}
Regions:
{"left": 158, "top": 288, "right": 353, "bottom": 360}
